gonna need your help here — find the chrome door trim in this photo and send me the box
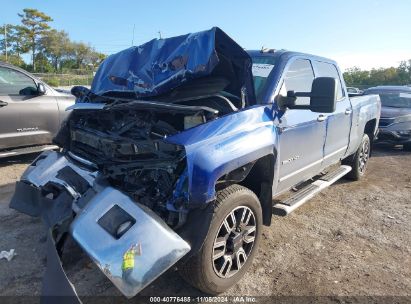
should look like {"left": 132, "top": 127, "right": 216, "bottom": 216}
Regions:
{"left": 323, "top": 145, "right": 348, "bottom": 160}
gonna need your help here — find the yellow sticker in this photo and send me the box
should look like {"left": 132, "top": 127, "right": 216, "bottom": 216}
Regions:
{"left": 121, "top": 243, "right": 142, "bottom": 271}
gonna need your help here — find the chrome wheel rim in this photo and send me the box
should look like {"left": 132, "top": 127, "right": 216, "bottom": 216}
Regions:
{"left": 212, "top": 206, "right": 257, "bottom": 278}
{"left": 359, "top": 140, "right": 370, "bottom": 174}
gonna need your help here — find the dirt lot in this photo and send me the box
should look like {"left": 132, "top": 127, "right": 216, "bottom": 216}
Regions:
{"left": 0, "top": 146, "right": 410, "bottom": 301}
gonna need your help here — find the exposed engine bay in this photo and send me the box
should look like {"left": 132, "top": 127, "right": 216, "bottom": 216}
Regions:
{"left": 55, "top": 90, "right": 241, "bottom": 228}
{"left": 68, "top": 108, "right": 186, "bottom": 219}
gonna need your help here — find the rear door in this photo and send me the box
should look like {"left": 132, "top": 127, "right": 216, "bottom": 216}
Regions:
{"left": 276, "top": 58, "right": 327, "bottom": 192}
{"left": 0, "top": 66, "right": 59, "bottom": 150}
{"left": 313, "top": 61, "right": 351, "bottom": 168}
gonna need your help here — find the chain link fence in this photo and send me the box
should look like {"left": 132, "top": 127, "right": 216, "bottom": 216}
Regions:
{"left": 32, "top": 72, "right": 94, "bottom": 87}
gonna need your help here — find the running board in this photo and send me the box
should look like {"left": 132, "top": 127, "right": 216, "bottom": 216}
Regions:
{"left": 273, "top": 165, "right": 352, "bottom": 216}
{"left": 0, "top": 144, "right": 59, "bottom": 158}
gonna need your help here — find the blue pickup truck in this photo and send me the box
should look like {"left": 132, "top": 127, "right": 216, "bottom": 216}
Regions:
{"left": 10, "top": 28, "right": 380, "bottom": 299}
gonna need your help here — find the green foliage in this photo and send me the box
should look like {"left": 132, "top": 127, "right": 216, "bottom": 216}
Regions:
{"left": 34, "top": 53, "right": 54, "bottom": 73}
{"left": 17, "top": 8, "right": 53, "bottom": 71}
{"left": 40, "top": 29, "right": 71, "bottom": 71}
{"left": 1, "top": 8, "right": 107, "bottom": 76}
{"left": 0, "top": 54, "right": 24, "bottom": 66}
{"left": 0, "top": 24, "right": 30, "bottom": 57}
{"left": 343, "top": 61, "right": 411, "bottom": 87}
{"left": 44, "top": 77, "right": 60, "bottom": 87}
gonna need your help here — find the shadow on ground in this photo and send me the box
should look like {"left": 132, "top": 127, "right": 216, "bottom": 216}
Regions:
{"left": 0, "top": 153, "right": 39, "bottom": 168}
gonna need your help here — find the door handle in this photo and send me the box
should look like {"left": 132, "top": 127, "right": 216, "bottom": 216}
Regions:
{"left": 345, "top": 109, "right": 352, "bottom": 115}
{"left": 0, "top": 100, "right": 8, "bottom": 107}
{"left": 317, "top": 114, "right": 326, "bottom": 122}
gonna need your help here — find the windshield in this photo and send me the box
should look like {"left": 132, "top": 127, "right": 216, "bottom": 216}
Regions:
{"left": 377, "top": 92, "right": 411, "bottom": 108}
{"left": 250, "top": 56, "right": 278, "bottom": 103}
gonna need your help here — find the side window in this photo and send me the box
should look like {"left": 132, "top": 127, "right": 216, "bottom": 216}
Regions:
{"left": 314, "top": 61, "right": 344, "bottom": 100}
{"left": 280, "top": 59, "right": 314, "bottom": 106}
{"left": 0, "top": 67, "right": 37, "bottom": 96}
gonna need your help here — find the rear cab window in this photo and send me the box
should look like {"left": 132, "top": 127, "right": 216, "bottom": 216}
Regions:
{"left": 313, "top": 61, "right": 345, "bottom": 100}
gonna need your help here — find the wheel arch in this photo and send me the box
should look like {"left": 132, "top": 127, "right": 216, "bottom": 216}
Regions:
{"left": 216, "top": 152, "right": 277, "bottom": 226}
{"left": 364, "top": 118, "right": 377, "bottom": 156}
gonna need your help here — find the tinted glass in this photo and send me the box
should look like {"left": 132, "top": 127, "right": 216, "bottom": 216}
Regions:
{"left": 281, "top": 59, "right": 314, "bottom": 106}
{"left": 251, "top": 56, "right": 277, "bottom": 103}
{"left": 314, "top": 61, "right": 344, "bottom": 99}
{"left": 378, "top": 92, "right": 411, "bottom": 108}
{"left": 0, "top": 67, "right": 37, "bottom": 96}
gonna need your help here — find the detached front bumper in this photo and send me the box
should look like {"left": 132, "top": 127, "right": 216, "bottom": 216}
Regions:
{"left": 10, "top": 151, "right": 190, "bottom": 299}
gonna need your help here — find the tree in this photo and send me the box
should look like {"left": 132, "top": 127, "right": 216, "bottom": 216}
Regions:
{"left": 40, "top": 29, "right": 71, "bottom": 71}
{"left": 0, "top": 54, "right": 24, "bottom": 66}
{"left": 90, "top": 51, "right": 107, "bottom": 67}
{"left": 0, "top": 24, "right": 30, "bottom": 58}
{"left": 71, "top": 42, "right": 91, "bottom": 68}
{"left": 18, "top": 8, "right": 53, "bottom": 71}
{"left": 69, "top": 42, "right": 106, "bottom": 69}
{"left": 343, "top": 62, "right": 411, "bottom": 87}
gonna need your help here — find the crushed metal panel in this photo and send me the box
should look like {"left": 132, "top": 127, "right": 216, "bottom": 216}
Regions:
{"left": 42, "top": 231, "right": 81, "bottom": 304}
{"left": 70, "top": 187, "right": 191, "bottom": 298}
{"left": 90, "top": 27, "right": 256, "bottom": 102}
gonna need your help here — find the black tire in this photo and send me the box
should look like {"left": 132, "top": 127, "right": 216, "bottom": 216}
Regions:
{"left": 178, "top": 184, "right": 262, "bottom": 294}
{"left": 343, "top": 134, "right": 370, "bottom": 180}
{"left": 404, "top": 143, "right": 411, "bottom": 151}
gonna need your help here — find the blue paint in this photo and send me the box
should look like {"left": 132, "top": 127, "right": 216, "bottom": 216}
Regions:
{"left": 166, "top": 168, "right": 189, "bottom": 212}
{"left": 91, "top": 27, "right": 255, "bottom": 102}
{"left": 88, "top": 28, "right": 381, "bottom": 207}
{"left": 162, "top": 47, "right": 381, "bottom": 205}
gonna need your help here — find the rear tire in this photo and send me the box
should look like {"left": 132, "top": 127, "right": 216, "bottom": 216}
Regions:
{"left": 343, "top": 134, "right": 370, "bottom": 181}
{"left": 178, "top": 184, "right": 262, "bottom": 294}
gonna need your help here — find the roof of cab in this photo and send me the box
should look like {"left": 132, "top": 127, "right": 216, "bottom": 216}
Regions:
{"left": 247, "top": 49, "right": 338, "bottom": 65}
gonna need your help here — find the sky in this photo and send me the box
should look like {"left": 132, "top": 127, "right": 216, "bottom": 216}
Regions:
{"left": 1, "top": 0, "right": 410, "bottom": 71}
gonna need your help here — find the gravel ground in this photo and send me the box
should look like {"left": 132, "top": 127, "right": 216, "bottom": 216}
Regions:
{"left": 0, "top": 146, "right": 410, "bottom": 302}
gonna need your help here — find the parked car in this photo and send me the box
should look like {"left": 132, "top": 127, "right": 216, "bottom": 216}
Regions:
{"left": 363, "top": 86, "right": 411, "bottom": 150}
{"left": 347, "top": 86, "right": 363, "bottom": 96}
{"left": 0, "top": 62, "right": 75, "bottom": 158}
{"left": 10, "top": 27, "right": 381, "bottom": 299}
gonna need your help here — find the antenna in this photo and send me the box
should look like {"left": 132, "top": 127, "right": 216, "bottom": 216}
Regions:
{"left": 131, "top": 24, "right": 135, "bottom": 46}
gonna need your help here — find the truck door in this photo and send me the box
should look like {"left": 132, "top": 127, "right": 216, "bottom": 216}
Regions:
{"left": 313, "top": 61, "right": 351, "bottom": 168}
{"left": 0, "top": 66, "right": 59, "bottom": 150}
{"left": 276, "top": 58, "right": 327, "bottom": 192}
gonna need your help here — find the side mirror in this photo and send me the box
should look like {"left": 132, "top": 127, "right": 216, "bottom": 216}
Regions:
{"left": 309, "top": 77, "right": 337, "bottom": 113}
{"left": 37, "top": 83, "right": 47, "bottom": 95}
{"left": 280, "top": 77, "right": 337, "bottom": 113}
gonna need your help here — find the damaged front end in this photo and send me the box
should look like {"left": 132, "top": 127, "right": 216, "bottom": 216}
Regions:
{"left": 9, "top": 27, "right": 256, "bottom": 299}
{"left": 11, "top": 149, "right": 191, "bottom": 298}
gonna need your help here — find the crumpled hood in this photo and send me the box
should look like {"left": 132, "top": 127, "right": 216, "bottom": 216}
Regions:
{"left": 91, "top": 27, "right": 255, "bottom": 102}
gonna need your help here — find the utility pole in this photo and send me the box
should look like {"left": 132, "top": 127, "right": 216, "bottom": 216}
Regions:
{"left": 3, "top": 24, "right": 7, "bottom": 62}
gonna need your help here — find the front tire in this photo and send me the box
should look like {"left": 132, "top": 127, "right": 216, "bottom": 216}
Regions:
{"left": 179, "top": 184, "right": 262, "bottom": 294}
{"left": 343, "top": 134, "right": 370, "bottom": 180}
